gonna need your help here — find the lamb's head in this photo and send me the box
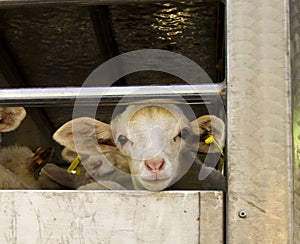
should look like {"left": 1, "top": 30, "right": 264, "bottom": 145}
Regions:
{"left": 0, "top": 107, "right": 26, "bottom": 132}
{"left": 110, "top": 104, "right": 196, "bottom": 191}
{"left": 54, "top": 121, "right": 131, "bottom": 184}
{"left": 58, "top": 147, "right": 132, "bottom": 189}
{"left": 53, "top": 103, "right": 225, "bottom": 191}
{"left": 61, "top": 147, "right": 130, "bottom": 180}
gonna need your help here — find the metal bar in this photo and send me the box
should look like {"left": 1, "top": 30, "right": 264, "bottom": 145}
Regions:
{"left": 0, "top": 83, "right": 225, "bottom": 106}
{"left": 0, "top": 37, "right": 26, "bottom": 88}
{"left": 215, "top": 1, "right": 225, "bottom": 83}
{"left": 88, "top": 6, "right": 120, "bottom": 61}
{"left": 291, "top": 0, "right": 300, "bottom": 242}
{"left": 0, "top": 0, "right": 220, "bottom": 8}
{"left": 88, "top": 6, "right": 127, "bottom": 86}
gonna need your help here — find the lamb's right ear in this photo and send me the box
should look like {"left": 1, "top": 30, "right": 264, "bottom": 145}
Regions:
{"left": 190, "top": 115, "right": 225, "bottom": 154}
{"left": 0, "top": 107, "right": 26, "bottom": 132}
{"left": 53, "top": 117, "right": 117, "bottom": 155}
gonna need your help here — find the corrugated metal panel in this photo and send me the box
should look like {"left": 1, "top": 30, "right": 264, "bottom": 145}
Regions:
{"left": 0, "top": 2, "right": 222, "bottom": 88}
{"left": 109, "top": 2, "right": 221, "bottom": 84}
{"left": 0, "top": 6, "right": 103, "bottom": 88}
{"left": 227, "top": 0, "right": 293, "bottom": 243}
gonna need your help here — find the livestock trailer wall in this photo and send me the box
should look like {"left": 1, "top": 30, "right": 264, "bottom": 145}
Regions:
{"left": 0, "top": 0, "right": 297, "bottom": 243}
{"left": 227, "top": 0, "right": 293, "bottom": 243}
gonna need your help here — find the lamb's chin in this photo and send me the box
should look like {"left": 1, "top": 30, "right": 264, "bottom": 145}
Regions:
{"left": 140, "top": 178, "right": 172, "bottom": 192}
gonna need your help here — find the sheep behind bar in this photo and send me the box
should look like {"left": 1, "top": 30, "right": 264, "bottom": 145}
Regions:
{"left": 0, "top": 107, "right": 64, "bottom": 189}
{"left": 53, "top": 101, "right": 226, "bottom": 191}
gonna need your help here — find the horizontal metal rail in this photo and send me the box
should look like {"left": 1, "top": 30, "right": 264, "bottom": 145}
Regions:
{"left": 0, "top": 0, "right": 220, "bottom": 8}
{"left": 0, "top": 83, "right": 226, "bottom": 106}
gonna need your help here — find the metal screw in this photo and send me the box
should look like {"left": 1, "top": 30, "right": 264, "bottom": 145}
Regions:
{"left": 238, "top": 210, "right": 247, "bottom": 218}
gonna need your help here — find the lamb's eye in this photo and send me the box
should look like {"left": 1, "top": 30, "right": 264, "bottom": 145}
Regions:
{"left": 180, "top": 127, "right": 191, "bottom": 140}
{"left": 0, "top": 117, "right": 3, "bottom": 123}
{"left": 117, "top": 135, "right": 128, "bottom": 146}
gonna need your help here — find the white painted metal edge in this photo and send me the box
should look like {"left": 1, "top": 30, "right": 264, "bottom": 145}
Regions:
{"left": 0, "top": 190, "right": 223, "bottom": 243}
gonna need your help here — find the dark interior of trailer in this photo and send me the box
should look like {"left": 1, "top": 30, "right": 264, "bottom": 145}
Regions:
{"left": 0, "top": 1, "right": 226, "bottom": 191}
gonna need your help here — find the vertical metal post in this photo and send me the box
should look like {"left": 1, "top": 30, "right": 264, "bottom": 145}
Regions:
{"left": 291, "top": 0, "right": 300, "bottom": 242}
{"left": 227, "top": 0, "right": 293, "bottom": 243}
{"left": 88, "top": 5, "right": 127, "bottom": 86}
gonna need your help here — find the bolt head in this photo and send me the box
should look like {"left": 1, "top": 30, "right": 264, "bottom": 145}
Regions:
{"left": 238, "top": 210, "right": 247, "bottom": 218}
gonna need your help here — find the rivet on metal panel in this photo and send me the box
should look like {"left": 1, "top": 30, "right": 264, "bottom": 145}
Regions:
{"left": 238, "top": 210, "right": 247, "bottom": 218}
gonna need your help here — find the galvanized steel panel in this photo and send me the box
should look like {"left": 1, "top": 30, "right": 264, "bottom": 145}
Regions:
{"left": 109, "top": 2, "right": 221, "bottom": 84}
{"left": 0, "top": 191, "right": 223, "bottom": 243}
{"left": 227, "top": 0, "right": 293, "bottom": 243}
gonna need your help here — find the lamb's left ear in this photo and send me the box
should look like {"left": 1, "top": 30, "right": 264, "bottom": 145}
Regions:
{"left": 53, "top": 117, "right": 117, "bottom": 155}
{"left": 0, "top": 107, "right": 26, "bottom": 132}
{"left": 190, "top": 115, "right": 225, "bottom": 154}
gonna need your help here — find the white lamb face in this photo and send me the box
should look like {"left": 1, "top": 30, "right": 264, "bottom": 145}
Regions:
{"left": 111, "top": 105, "right": 191, "bottom": 191}
{"left": 53, "top": 101, "right": 225, "bottom": 191}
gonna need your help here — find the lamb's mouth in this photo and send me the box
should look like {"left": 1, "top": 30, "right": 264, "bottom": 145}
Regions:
{"left": 141, "top": 178, "right": 172, "bottom": 191}
{"left": 140, "top": 174, "right": 171, "bottom": 181}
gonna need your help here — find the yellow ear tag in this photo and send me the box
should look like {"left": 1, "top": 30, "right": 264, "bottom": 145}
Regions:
{"left": 205, "top": 135, "right": 224, "bottom": 156}
{"left": 67, "top": 155, "right": 81, "bottom": 175}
